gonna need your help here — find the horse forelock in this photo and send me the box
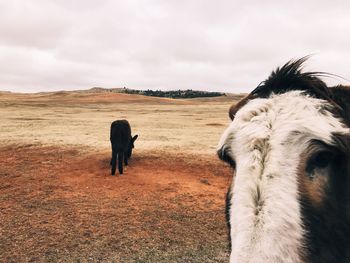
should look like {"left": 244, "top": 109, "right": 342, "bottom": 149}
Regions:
{"left": 229, "top": 57, "right": 350, "bottom": 126}
{"left": 219, "top": 90, "right": 350, "bottom": 262}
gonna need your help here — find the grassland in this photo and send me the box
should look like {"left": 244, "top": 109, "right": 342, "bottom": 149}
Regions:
{"left": 0, "top": 90, "right": 240, "bottom": 262}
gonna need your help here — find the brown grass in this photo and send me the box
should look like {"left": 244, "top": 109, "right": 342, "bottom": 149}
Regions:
{"left": 0, "top": 91, "right": 237, "bottom": 262}
{"left": 0, "top": 92, "right": 234, "bottom": 154}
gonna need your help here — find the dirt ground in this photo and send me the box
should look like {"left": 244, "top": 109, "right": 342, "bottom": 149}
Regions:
{"left": 0, "top": 91, "right": 238, "bottom": 262}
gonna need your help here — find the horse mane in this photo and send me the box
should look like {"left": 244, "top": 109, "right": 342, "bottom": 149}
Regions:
{"left": 251, "top": 56, "right": 330, "bottom": 99}
{"left": 229, "top": 57, "right": 350, "bottom": 126}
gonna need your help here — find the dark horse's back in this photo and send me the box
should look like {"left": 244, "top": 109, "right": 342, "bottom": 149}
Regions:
{"left": 110, "top": 120, "right": 131, "bottom": 151}
{"left": 110, "top": 120, "right": 131, "bottom": 175}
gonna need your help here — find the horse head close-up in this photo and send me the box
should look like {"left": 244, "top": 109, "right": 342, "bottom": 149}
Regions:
{"left": 218, "top": 57, "right": 350, "bottom": 263}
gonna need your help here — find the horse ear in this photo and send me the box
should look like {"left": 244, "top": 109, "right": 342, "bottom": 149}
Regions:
{"left": 229, "top": 94, "right": 255, "bottom": 120}
{"left": 331, "top": 85, "right": 350, "bottom": 125}
{"left": 229, "top": 104, "right": 236, "bottom": 120}
{"left": 132, "top": 135, "right": 138, "bottom": 142}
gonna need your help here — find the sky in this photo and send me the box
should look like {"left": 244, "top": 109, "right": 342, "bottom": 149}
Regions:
{"left": 0, "top": 0, "right": 350, "bottom": 93}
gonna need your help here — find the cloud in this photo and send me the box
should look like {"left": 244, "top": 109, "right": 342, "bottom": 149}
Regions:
{"left": 0, "top": 0, "right": 349, "bottom": 92}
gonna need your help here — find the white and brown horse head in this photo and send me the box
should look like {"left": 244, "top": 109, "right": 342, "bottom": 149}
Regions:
{"left": 218, "top": 57, "right": 350, "bottom": 263}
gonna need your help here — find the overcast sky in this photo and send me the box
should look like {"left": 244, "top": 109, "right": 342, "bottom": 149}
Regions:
{"left": 1, "top": 0, "right": 349, "bottom": 93}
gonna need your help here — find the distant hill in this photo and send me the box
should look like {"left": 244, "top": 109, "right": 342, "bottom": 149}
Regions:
{"left": 0, "top": 87, "right": 246, "bottom": 101}
{"left": 89, "top": 87, "right": 226, "bottom": 99}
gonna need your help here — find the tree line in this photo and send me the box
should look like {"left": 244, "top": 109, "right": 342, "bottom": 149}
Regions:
{"left": 119, "top": 88, "right": 225, "bottom": 98}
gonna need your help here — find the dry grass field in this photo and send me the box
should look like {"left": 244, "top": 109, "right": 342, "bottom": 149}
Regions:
{"left": 0, "top": 90, "right": 241, "bottom": 262}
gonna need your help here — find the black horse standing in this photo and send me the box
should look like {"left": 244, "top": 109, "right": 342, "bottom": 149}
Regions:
{"left": 110, "top": 120, "right": 138, "bottom": 175}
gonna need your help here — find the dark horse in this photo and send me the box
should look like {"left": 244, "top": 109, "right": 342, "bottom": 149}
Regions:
{"left": 110, "top": 120, "right": 138, "bottom": 175}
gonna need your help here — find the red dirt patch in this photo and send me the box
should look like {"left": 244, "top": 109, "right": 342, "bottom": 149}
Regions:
{"left": 0, "top": 144, "right": 232, "bottom": 262}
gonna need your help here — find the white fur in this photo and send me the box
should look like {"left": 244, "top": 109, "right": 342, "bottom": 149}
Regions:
{"left": 218, "top": 91, "right": 349, "bottom": 263}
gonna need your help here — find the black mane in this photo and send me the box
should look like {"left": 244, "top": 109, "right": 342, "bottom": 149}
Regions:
{"left": 242, "top": 56, "right": 350, "bottom": 126}
{"left": 252, "top": 56, "right": 332, "bottom": 99}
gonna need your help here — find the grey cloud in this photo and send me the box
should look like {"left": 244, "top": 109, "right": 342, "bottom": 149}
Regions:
{"left": 0, "top": 0, "right": 349, "bottom": 93}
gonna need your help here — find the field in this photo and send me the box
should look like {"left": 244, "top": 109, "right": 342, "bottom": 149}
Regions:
{"left": 0, "top": 90, "right": 239, "bottom": 262}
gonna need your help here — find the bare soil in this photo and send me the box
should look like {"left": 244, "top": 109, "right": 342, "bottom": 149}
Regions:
{"left": 0, "top": 144, "right": 232, "bottom": 262}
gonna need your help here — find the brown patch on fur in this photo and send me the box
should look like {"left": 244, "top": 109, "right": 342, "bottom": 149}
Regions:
{"left": 298, "top": 147, "right": 329, "bottom": 208}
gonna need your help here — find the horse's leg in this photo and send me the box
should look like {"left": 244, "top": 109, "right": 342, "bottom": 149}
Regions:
{"left": 110, "top": 143, "right": 113, "bottom": 165}
{"left": 111, "top": 150, "right": 117, "bottom": 175}
{"left": 124, "top": 152, "right": 128, "bottom": 166}
{"left": 118, "top": 151, "right": 124, "bottom": 174}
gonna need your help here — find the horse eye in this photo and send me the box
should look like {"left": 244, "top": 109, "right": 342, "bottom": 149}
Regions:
{"left": 306, "top": 151, "right": 334, "bottom": 174}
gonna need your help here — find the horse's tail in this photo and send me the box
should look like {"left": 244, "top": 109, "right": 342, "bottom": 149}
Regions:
{"left": 118, "top": 151, "right": 124, "bottom": 174}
